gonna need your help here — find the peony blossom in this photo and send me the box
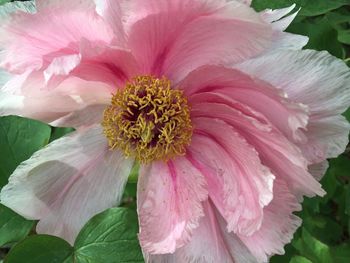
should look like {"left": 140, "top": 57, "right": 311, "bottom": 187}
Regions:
{"left": 0, "top": 0, "right": 349, "bottom": 262}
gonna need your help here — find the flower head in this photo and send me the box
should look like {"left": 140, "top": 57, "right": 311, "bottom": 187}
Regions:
{"left": 0, "top": 0, "right": 349, "bottom": 262}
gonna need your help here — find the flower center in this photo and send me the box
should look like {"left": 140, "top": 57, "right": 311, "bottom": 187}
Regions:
{"left": 102, "top": 75, "right": 193, "bottom": 163}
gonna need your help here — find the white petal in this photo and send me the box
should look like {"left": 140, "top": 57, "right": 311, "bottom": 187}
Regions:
{"left": 0, "top": 69, "right": 12, "bottom": 87}
{"left": 44, "top": 54, "right": 82, "bottom": 82}
{"left": 0, "top": 90, "right": 24, "bottom": 116}
{"left": 269, "top": 32, "right": 308, "bottom": 51}
{"left": 309, "top": 161, "right": 329, "bottom": 181}
{"left": 50, "top": 104, "right": 105, "bottom": 128}
{"left": 0, "top": 125, "right": 134, "bottom": 244}
{"left": 260, "top": 4, "right": 296, "bottom": 24}
{"left": 233, "top": 0, "right": 251, "bottom": 6}
{"left": 238, "top": 50, "right": 350, "bottom": 117}
{"left": 237, "top": 50, "right": 350, "bottom": 160}
{"left": 302, "top": 115, "right": 350, "bottom": 160}
{"left": 271, "top": 10, "right": 298, "bottom": 30}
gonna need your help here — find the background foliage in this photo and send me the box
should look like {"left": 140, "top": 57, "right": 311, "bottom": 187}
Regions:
{"left": 0, "top": 0, "right": 349, "bottom": 262}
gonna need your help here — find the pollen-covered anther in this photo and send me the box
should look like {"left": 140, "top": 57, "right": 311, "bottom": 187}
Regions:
{"left": 102, "top": 76, "right": 193, "bottom": 163}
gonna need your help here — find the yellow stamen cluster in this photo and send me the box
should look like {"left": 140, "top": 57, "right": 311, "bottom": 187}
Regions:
{"left": 102, "top": 76, "right": 193, "bottom": 163}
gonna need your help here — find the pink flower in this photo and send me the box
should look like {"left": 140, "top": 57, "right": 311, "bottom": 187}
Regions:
{"left": 0, "top": 0, "right": 349, "bottom": 262}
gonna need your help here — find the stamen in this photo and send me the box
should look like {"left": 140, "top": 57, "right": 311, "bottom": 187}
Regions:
{"left": 102, "top": 76, "right": 193, "bottom": 163}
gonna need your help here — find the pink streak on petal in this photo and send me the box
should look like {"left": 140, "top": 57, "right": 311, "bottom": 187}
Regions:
{"left": 190, "top": 101, "right": 324, "bottom": 198}
{"left": 128, "top": 1, "right": 272, "bottom": 81}
{"left": 70, "top": 47, "right": 140, "bottom": 89}
{"left": 189, "top": 118, "right": 275, "bottom": 236}
{"left": 137, "top": 157, "right": 208, "bottom": 254}
{"left": 180, "top": 65, "right": 309, "bottom": 144}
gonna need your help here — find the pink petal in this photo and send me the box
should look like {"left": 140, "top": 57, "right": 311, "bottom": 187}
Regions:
{"left": 237, "top": 50, "right": 350, "bottom": 162}
{"left": 127, "top": 1, "right": 272, "bottom": 81}
{"left": 94, "top": 0, "right": 126, "bottom": 44}
{"left": 70, "top": 46, "right": 140, "bottom": 88}
{"left": 181, "top": 65, "right": 324, "bottom": 197}
{"left": 0, "top": 45, "right": 138, "bottom": 127}
{"left": 0, "top": 1, "right": 114, "bottom": 73}
{"left": 0, "top": 71, "right": 112, "bottom": 125}
{"left": 189, "top": 118, "right": 275, "bottom": 236}
{"left": 147, "top": 200, "right": 257, "bottom": 263}
{"left": 190, "top": 101, "right": 324, "bottom": 198}
{"left": 0, "top": 126, "right": 134, "bottom": 244}
{"left": 34, "top": 44, "right": 138, "bottom": 91}
{"left": 181, "top": 65, "right": 309, "bottom": 144}
{"left": 239, "top": 179, "right": 302, "bottom": 262}
{"left": 137, "top": 157, "right": 208, "bottom": 254}
{"left": 118, "top": 0, "right": 227, "bottom": 29}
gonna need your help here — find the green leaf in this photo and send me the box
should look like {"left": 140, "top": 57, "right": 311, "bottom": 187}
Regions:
{"left": 49, "top": 127, "right": 75, "bottom": 143}
{"left": 121, "top": 182, "right": 137, "bottom": 209}
{"left": 345, "top": 186, "right": 350, "bottom": 216}
{"left": 288, "top": 16, "right": 345, "bottom": 58}
{"left": 317, "top": 163, "right": 340, "bottom": 204}
{"left": 338, "top": 30, "right": 350, "bottom": 45}
{"left": 326, "top": 9, "right": 350, "bottom": 45}
{"left": 344, "top": 108, "right": 350, "bottom": 122}
{"left": 329, "top": 155, "right": 350, "bottom": 180}
{"left": 303, "top": 215, "right": 343, "bottom": 245}
{"left": 290, "top": 256, "right": 313, "bottom": 263}
{"left": 327, "top": 9, "right": 350, "bottom": 30}
{"left": 293, "top": 228, "right": 333, "bottom": 263}
{"left": 123, "top": 182, "right": 137, "bottom": 199}
{"left": 4, "top": 235, "right": 74, "bottom": 263}
{"left": 75, "top": 207, "right": 143, "bottom": 263}
{"left": 331, "top": 243, "right": 350, "bottom": 263}
{"left": 270, "top": 243, "right": 298, "bottom": 263}
{"left": 128, "top": 161, "right": 140, "bottom": 183}
{"left": 252, "top": 0, "right": 349, "bottom": 16}
{"left": 0, "top": 204, "right": 34, "bottom": 247}
{"left": 0, "top": 0, "right": 11, "bottom": 6}
{"left": 5, "top": 208, "right": 143, "bottom": 262}
{"left": 0, "top": 116, "right": 51, "bottom": 189}
{"left": 122, "top": 162, "right": 139, "bottom": 208}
